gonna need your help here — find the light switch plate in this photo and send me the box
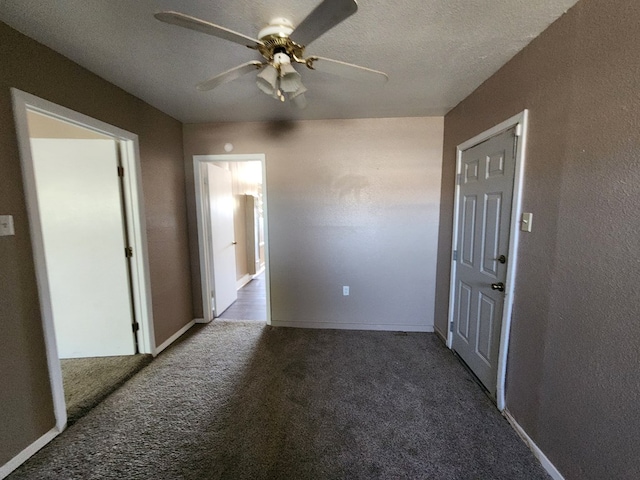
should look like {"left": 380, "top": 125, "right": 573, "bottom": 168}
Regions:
{"left": 521, "top": 212, "right": 533, "bottom": 232}
{"left": 0, "top": 215, "right": 15, "bottom": 236}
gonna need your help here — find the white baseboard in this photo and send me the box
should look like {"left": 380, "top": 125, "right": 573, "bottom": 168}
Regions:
{"left": 434, "top": 324, "right": 447, "bottom": 341}
{"left": 270, "top": 319, "right": 434, "bottom": 332}
{"left": 0, "top": 427, "right": 61, "bottom": 479}
{"left": 253, "top": 266, "right": 265, "bottom": 277}
{"left": 154, "top": 320, "right": 195, "bottom": 355}
{"left": 194, "top": 317, "right": 210, "bottom": 324}
{"left": 503, "top": 410, "right": 565, "bottom": 480}
{"left": 236, "top": 274, "right": 252, "bottom": 290}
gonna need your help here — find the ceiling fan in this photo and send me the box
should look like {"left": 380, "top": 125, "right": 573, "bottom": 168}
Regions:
{"left": 155, "top": 0, "right": 388, "bottom": 109}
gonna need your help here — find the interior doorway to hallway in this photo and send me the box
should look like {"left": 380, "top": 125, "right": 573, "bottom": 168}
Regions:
{"left": 216, "top": 270, "right": 267, "bottom": 321}
{"left": 194, "top": 154, "right": 271, "bottom": 324}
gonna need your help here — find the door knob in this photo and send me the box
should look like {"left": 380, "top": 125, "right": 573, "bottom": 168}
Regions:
{"left": 497, "top": 255, "right": 506, "bottom": 264}
{"left": 232, "top": 241, "right": 237, "bottom": 245}
{"left": 491, "top": 282, "right": 505, "bottom": 292}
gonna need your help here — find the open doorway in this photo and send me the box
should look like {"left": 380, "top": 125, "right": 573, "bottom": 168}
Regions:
{"left": 12, "top": 89, "right": 155, "bottom": 429}
{"left": 194, "top": 154, "right": 270, "bottom": 324}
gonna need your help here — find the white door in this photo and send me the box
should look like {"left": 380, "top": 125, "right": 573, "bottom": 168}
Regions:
{"left": 31, "top": 139, "right": 136, "bottom": 358}
{"left": 206, "top": 163, "right": 237, "bottom": 316}
{"left": 451, "top": 128, "right": 517, "bottom": 397}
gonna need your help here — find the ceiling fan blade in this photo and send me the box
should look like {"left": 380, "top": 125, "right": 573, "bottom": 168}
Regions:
{"left": 197, "top": 61, "right": 264, "bottom": 91}
{"left": 307, "top": 56, "right": 388, "bottom": 84}
{"left": 290, "top": 0, "right": 358, "bottom": 46}
{"left": 155, "top": 11, "right": 263, "bottom": 47}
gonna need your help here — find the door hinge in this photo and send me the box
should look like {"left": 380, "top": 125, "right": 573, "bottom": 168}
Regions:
{"left": 125, "top": 246, "right": 133, "bottom": 258}
{"left": 515, "top": 123, "right": 523, "bottom": 137}
{"left": 453, "top": 250, "right": 458, "bottom": 261}
{"left": 132, "top": 322, "right": 139, "bottom": 333}
{"left": 117, "top": 165, "right": 125, "bottom": 177}
{"left": 450, "top": 322, "right": 454, "bottom": 332}
{"left": 456, "top": 173, "right": 463, "bottom": 185}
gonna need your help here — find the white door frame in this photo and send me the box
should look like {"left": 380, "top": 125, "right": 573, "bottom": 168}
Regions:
{"left": 193, "top": 154, "right": 271, "bottom": 324}
{"left": 446, "top": 110, "right": 529, "bottom": 411}
{"left": 12, "top": 89, "right": 156, "bottom": 431}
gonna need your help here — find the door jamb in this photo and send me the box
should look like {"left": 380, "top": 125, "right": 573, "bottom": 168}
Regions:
{"left": 11, "top": 89, "right": 156, "bottom": 430}
{"left": 193, "top": 154, "right": 271, "bottom": 324}
{"left": 446, "top": 110, "right": 529, "bottom": 411}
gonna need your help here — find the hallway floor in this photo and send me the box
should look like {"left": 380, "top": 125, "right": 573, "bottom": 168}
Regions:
{"left": 217, "top": 271, "right": 266, "bottom": 321}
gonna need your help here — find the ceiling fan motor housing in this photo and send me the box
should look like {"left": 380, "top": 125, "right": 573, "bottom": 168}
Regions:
{"left": 258, "top": 18, "right": 293, "bottom": 39}
{"left": 257, "top": 18, "right": 305, "bottom": 63}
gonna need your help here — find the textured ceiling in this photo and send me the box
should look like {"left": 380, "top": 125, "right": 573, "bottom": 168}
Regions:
{"left": 0, "top": 0, "right": 578, "bottom": 123}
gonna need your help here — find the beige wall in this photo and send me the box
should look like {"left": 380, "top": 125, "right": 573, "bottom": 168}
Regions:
{"left": 27, "top": 110, "right": 109, "bottom": 139}
{"left": 0, "top": 22, "right": 192, "bottom": 465}
{"left": 184, "top": 117, "right": 443, "bottom": 330}
{"left": 435, "top": 0, "right": 640, "bottom": 478}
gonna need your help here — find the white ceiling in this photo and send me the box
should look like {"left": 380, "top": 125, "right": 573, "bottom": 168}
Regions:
{"left": 0, "top": 0, "right": 578, "bottom": 124}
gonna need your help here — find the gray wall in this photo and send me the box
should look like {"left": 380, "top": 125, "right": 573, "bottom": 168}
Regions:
{"left": 434, "top": 0, "right": 640, "bottom": 478}
{"left": 184, "top": 117, "right": 443, "bottom": 331}
{"left": 0, "top": 22, "right": 193, "bottom": 466}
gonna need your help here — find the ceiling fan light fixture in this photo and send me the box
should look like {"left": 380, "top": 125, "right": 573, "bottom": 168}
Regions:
{"left": 279, "top": 62, "right": 302, "bottom": 93}
{"left": 270, "top": 88, "right": 285, "bottom": 102}
{"left": 273, "top": 51, "right": 291, "bottom": 66}
{"left": 256, "top": 64, "right": 279, "bottom": 95}
{"left": 290, "top": 85, "right": 308, "bottom": 109}
{"left": 290, "top": 84, "right": 307, "bottom": 98}
{"left": 258, "top": 52, "right": 302, "bottom": 100}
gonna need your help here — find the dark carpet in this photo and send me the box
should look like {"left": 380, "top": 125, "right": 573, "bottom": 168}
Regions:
{"left": 61, "top": 354, "right": 153, "bottom": 424}
{"left": 10, "top": 321, "right": 549, "bottom": 479}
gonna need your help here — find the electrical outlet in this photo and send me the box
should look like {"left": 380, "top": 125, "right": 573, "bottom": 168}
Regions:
{"left": 343, "top": 286, "right": 349, "bottom": 296}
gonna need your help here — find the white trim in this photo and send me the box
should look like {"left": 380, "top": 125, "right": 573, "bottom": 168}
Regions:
{"left": 446, "top": 110, "right": 529, "bottom": 412}
{"left": 10, "top": 89, "right": 156, "bottom": 446}
{"left": 194, "top": 317, "right": 209, "bottom": 324}
{"left": 117, "top": 139, "right": 156, "bottom": 355}
{"left": 194, "top": 160, "right": 214, "bottom": 322}
{"left": 271, "top": 320, "right": 434, "bottom": 332}
{"left": 0, "top": 427, "right": 61, "bottom": 479}
{"left": 236, "top": 273, "right": 253, "bottom": 290}
{"left": 193, "top": 154, "right": 272, "bottom": 325}
{"left": 154, "top": 320, "right": 195, "bottom": 355}
{"left": 503, "top": 411, "right": 565, "bottom": 480}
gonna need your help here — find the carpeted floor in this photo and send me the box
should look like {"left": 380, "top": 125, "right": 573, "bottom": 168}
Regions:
{"left": 10, "top": 321, "right": 549, "bottom": 479}
{"left": 60, "top": 354, "right": 153, "bottom": 424}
